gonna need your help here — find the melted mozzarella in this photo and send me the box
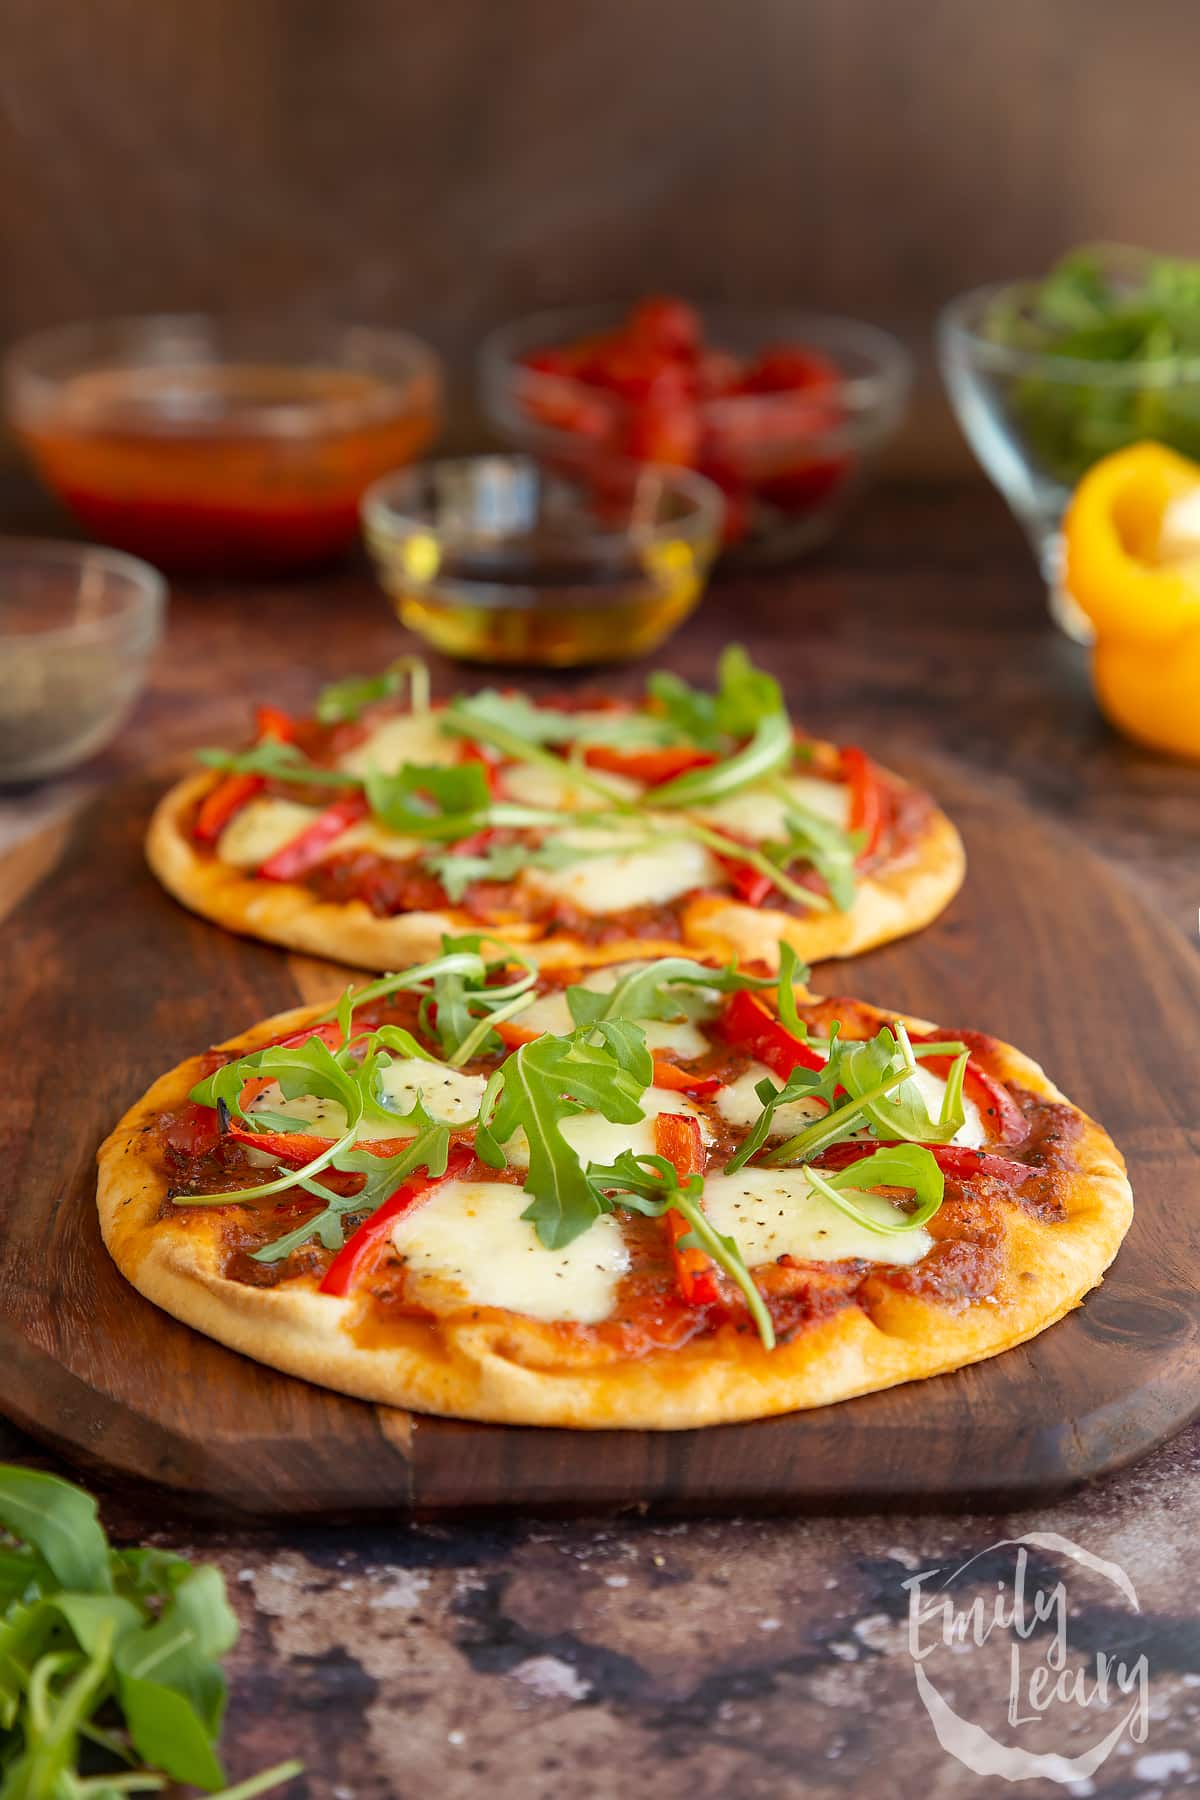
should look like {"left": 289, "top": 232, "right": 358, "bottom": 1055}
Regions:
{"left": 337, "top": 711, "right": 460, "bottom": 777}
{"left": 500, "top": 762, "right": 642, "bottom": 810}
{"left": 715, "top": 1062, "right": 829, "bottom": 1136}
{"left": 217, "top": 797, "right": 322, "bottom": 869}
{"left": 692, "top": 774, "right": 850, "bottom": 843}
{"left": 501, "top": 1086, "right": 710, "bottom": 1172}
{"left": 516, "top": 962, "right": 711, "bottom": 1059}
{"left": 376, "top": 1060, "right": 488, "bottom": 1126}
{"left": 392, "top": 1180, "right": 629, "bottom": 1322}
{"left": 316, "top": 818, "right": 425, "bottom": 864}
{"left": 249, "top": 1059, "right": 486, "bottom": 1142}
{"left": 522, "top": 825, "right": 717, "bottom": 915}
{"left": 701, "top": 1169, "right": 932, "bottom": 1267}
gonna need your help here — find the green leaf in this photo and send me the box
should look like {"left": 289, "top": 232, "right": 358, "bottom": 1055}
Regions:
{"left": 803, "top": 1143, "right": 945, "bottom": 1235}
{"left": 767, "top": 797, "right": 860, "bottom": 913}
{"left": 49, "top": 1593, "right": 143, "bottom": 1657}
{"left": 438, "top": 688, "right": 669, "bottom": 750}
{"left": 118, "top": 1675, "right": 225, "bottom": 1792}
{"left": 980, "top": 244, "right": 1200, "bottom": 483}
{"left": 645, "top": 670, "right": 721, "bottom": 747}
{"left": 646, "top": 646, "right": 784, "bottom": 749}
{"left": 582, "top": 1018, "right": 654, "bottom": 1088}
{"left": 838, "top": 1025, "right": 961, "bottom": 1144}
{"left": 423, "top": 843, "right": 528, "bottom": 902}
{"left": 761, "top": 1022, "right": 965, "bottom": 1166}
{"left": 0, "top": 1463, "right": 292, "bottom": 1800}
{"left": 361, "top": 761, "right": 489, "bottom": 834}
{"left": 481, "top": 1033, "right": 650, "bottom": 1249}
{"left": 315, "top": 657, "right": 431, "bottom": 725}
{"left": 712, "top": 645, "right": 784, "bottom": 736}
{"left": 649, "top": 712, "right": 793, "bottom": 808}
{"left": 0, "top": 1468, "right": 112, "bottom": 1595}
{"left": 565, "top": 956, "right": 774, "bottom": 1031}
{"left": 774, "top": 942, "right": 811, "bottom": 1039}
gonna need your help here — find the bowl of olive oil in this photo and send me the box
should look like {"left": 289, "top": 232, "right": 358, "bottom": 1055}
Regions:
{"left": 361, "top": 454, "right": 722, "bottom": 666}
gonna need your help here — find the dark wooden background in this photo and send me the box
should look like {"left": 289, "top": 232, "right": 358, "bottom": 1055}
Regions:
{"left": 2, "top": 0, "right": 1197, "bottom": 472}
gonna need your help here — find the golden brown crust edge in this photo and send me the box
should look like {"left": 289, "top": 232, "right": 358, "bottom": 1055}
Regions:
{"left": 96, "top": 995, "right": 1132, "bottom": 1431}
{"left": 146, "top": 769, "right": 966, "bottom": 974}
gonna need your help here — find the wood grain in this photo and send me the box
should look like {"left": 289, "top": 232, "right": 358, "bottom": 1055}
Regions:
{"left": 1, "top": 1, "right": 1199, "bottom": 473}
{"left": 1, "top": 761, "right": 1196, "bottom": 1520}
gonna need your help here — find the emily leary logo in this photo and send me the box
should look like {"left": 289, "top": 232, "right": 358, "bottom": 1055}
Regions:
{"left": 902, "top": 1532, "right": 1151, "bottom": 1783}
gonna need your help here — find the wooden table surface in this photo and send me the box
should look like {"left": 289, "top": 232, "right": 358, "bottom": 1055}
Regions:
{"left": 2, "top": 478, "right": 1197, "bottom": 1798}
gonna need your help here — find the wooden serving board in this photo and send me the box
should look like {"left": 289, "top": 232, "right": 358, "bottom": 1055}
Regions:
{"left": 2, "top": 763, "right": 1198, "bottom": 1521}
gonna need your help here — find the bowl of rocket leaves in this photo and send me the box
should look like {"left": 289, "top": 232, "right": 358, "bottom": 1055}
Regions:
{"left": 939, "top": 243, "right": 1200, "bottom": 631}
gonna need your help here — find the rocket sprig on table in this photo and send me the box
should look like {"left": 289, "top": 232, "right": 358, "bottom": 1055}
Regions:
{"left": 0, "top": 1463, "right": 300, "bottom": 1799}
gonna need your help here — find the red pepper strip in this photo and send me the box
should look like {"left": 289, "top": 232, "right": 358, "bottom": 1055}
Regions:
{"left": 457, "top": 739, "right": 500, "bottom": 792}
{"left": 840, "top": 746, "right": 884, "bottom": 862}
{"left": 716, "top": 853, "right": 776, "bottom": 908}
{"left": 716, "top": 989, "right": 827, "bottom": 1079}
{"left": 258, "top": 793, "right": 369, "bottom": 882}
{"left": 254, "top": 704, "right": 300, "bottom": 743}
{"left": 648, "top": 1060, "right": 723, "bottom": 1098}
{"left": 653, "top": 1113, "right": 718, "bottom": 1305}
{"left": 583, "top": 745, "right": 717, "bottom": 785}
{"left": 494, "top": 1019, "right": 538, "bottom": 1049}
{"left": 226, "top": 1123, "right": 422, "bottom": 1166}
{"left": 319, "top": 1141, "right": 476, "bottom": 1297}
{"left": 194, "top": 705, "right": 301, "bottom": 843}
{"left": 163, "top": 1103, "right": 223, "bottom": 1157}
{"left": 194, "top": 772, "right": 264, "bottom": 844}
{"left": 813, "top": 1139, "right": 1031, "bottom": 1186}
{"left": 905, "top": 1030, "right": 1027, "bottom": 1145}
{"left": 445, "top": 826, "right": 501, "bottom": 858}
{"left": 256, "top": 1019, "right": 347, "bottom": 1055}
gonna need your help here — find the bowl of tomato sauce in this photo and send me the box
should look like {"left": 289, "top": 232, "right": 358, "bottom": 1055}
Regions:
{"left": 479, "top": 298, "right": 911, "bottom": 558}
{"left": 4, "top": 316, "right": 442, "bottom": 575}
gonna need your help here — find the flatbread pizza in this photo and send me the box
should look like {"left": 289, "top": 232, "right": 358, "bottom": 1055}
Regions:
{"left": 98, "top": 937, "right": 1131, "bottom": 1429}
{"left": 146, "top": 649, "right": 965, "bottom": 972}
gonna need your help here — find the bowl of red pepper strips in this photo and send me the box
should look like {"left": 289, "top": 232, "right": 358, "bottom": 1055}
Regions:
{"left": 479, "top": 297, "right": 911, "bottom": 559}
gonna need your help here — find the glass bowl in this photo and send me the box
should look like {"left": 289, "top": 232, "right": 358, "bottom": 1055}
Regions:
{"left": 361, "top": 454, "right": 722, "bottom": 666}
{"left": 4, "top": 315, "right": 442, "bottom": 574}
{"left": 0, "top": 539, "right": 165, "bottom": 780}
{"left": 940, "top": 278, "right": 1200, "bottom": 639}
{"left": 479, "top": 303, "right": 911, "bottom": 562}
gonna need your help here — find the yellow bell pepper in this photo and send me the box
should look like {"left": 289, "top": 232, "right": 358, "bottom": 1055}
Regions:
{"left": 1064, "top": 442, "right": 1200, "bottom": 761}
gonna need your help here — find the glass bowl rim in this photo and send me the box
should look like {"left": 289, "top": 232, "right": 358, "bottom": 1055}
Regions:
{"left": 0, "top": 537, "right": 167, "bottom": 648}
{"left": 361, "top": 452, "right": 726, "bottom": 561}
{"left": 4, "top": 312, "right": 442, "bottom": 438}
{"left": 479, "top": 302, "right": 912, "bottom": 442}
{"left": 939, "top": 280, "right": 1200, "bottom": 385}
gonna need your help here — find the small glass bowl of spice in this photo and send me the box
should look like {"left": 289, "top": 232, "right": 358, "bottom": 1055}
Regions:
{"left": 0, "top": 540, "right": 165, "bottom": 781}
{"left": 361, "top": 454, "right": 722, "bottom": 665}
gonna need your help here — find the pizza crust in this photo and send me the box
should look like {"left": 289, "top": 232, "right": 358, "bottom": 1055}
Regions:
{"left": 145, "top": 766, "right": 966, "bottom": 974}
{"left": 97, "top": 996, "right": 1132, "bottom": 1430}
